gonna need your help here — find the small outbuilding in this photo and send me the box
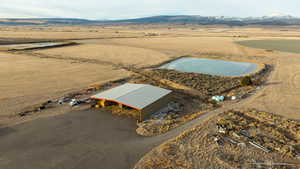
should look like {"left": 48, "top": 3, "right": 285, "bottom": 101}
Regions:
{"left": 91, "top": 83, "right": 172, "bottom": 121}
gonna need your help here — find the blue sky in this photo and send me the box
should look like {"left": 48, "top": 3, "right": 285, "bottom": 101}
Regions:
{"left": 1, "top": 0, "right": 299, "bottom": 19}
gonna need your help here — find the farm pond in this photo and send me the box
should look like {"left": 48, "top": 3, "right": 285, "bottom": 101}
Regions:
{"left": 160, "top": 57, "right": 258, "bottom": 76}
{"left": 1, "top": 42, "right": 72, "bottom": 50}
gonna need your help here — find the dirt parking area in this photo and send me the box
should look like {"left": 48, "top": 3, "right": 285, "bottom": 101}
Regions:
{"left": 0, "top": 108, "right": 193, "bottom": 169}
{"left": 0, "top": 109, "right": 144, "bottom": 169}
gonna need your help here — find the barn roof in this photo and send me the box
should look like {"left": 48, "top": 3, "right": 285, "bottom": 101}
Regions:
{"left": 91, "top": 83, "right": 172, "bottom": 110}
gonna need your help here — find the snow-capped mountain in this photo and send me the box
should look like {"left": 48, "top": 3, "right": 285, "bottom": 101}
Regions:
{"left": 265, "top": 12, "right": 294, "bottom": 19}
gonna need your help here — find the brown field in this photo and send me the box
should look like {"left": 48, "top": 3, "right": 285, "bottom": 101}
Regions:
{"left": 0, "top": 52, "right": 129, "bottom": 117}
{"left": 32, "top": 43, "right": 171, "bottom": 67}
{"left": 0, "top": 25, "right": 300, "bottom": 169}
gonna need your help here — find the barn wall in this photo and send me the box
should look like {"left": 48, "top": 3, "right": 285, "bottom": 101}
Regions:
{"left": 141, "top": 93, "right": 173, "bottom": 121}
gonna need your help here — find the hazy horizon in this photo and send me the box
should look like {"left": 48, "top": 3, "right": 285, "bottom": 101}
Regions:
{"left": 1, "top": 0, "right": 299, "bottom": 19}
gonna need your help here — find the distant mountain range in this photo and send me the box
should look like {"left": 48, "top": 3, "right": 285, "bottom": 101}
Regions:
{"left": 1, "top": 14, "right": 300, "bottom": 26}
{"left": 0, "top": 18, "right": 96, "bottom": 25}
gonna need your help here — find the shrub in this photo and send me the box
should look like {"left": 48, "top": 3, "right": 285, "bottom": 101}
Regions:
{"left": 240, "top": 76, "right": 253, "bottom": 86}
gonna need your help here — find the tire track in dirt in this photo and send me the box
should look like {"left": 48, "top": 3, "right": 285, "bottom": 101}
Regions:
{"left": 290, "top": 71, "right": 300, "bottom": 90}
{"left": 7, "top": 51, "right": 130, "bottom": 72}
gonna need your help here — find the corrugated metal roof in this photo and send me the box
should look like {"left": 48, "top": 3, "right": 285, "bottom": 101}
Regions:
{"left": 91, "top": 83, "right": 172, "bottom": 110}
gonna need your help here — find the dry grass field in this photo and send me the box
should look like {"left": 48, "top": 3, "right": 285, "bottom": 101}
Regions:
{"left": 0, "top": 26, "right": 144, "bottom": 40}
{"left": 0, "top": 52, "right": 129, "bottom": 117}
{"left": 32, "top": 43, "right": 171, "bottom": 68}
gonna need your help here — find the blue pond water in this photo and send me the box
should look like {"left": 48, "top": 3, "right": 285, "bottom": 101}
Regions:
{"left": 160, "top": 58, "right": 258, "bottom": 76}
